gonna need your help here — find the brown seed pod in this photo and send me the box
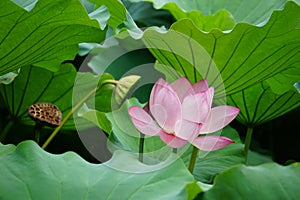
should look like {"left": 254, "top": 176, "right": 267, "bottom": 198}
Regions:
{"left": 28, "top": 102, "right": 62, "bottom": 127}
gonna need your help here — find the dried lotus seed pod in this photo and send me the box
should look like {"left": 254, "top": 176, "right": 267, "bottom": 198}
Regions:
{"left": 28, "top": 102, "right": 62, "bottom": 127}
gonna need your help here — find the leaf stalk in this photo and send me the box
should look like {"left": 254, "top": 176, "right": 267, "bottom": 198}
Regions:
{"left": 244, "top": 127, "right": 253, "bottom": 164}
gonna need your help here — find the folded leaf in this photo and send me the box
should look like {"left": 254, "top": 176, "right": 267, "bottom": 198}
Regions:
{"left": 89, "top": 0, "right": 127, "bottom": 29}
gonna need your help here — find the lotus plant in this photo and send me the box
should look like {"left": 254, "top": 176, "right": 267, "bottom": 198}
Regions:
{"left": 128, "top": 77, "right": 240, "bottom": 172}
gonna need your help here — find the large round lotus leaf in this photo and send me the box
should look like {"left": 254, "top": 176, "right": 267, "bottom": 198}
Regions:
{"left": 0, "top": 140, "right": 194, "bottom": 199}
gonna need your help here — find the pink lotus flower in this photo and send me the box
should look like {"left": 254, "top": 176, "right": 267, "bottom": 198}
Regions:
{"left": 128, "top": 78, "right": 240, "bottom": 151}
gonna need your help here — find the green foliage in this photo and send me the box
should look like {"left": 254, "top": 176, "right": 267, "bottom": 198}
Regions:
{"left": 228, "top": 82, "right": 300, "bottom": 126}
{"left": 185, "top": 182, "right": 205, "bottom": 200}
{"left": 197, "top": 163, "right": 300, "bottom": 199}
{"left": 142, "top": 1, "right": 300, "bottom": 99}
{"left": 1, "top": 141, "right": 299, "bottom": 199}
{"left": 106, "top": 98, "right": 166, "bottom": 155}
{"left": 78, "top": 104, "right": 112, "bottom": 134}
{"left": 0, "top": 140, "right": 193, "bottom": 200}
{"left": 88, "top": 36, "right": 162, "bottom": 103}
{"left": 0, "top": 0, "right": 299, "bottom": 198}
{"left": 0, "top": 0, "right": 104, "bottom": 74}
{"left": 90, "top": 0, "right": 127, "bottom": 29}
{"left": 130, "top": 0, "right": 288, "bottom": 25}
{"left": 0, "top": 64, "right": 77, "bottom": 129}
{"left": 113, "top": 75, "right": 141, "bottom": 107}
{"left": 72, "top": 72, "right": 116, "bottom": 114}
{"left": 0, "top": 65, "right": 116, "bottom": 132}
{"left": 79, "top": 75, "right": 142, "bottom": 134}
{"left": 171, "top": 9, "right": 235, "bottom": 32}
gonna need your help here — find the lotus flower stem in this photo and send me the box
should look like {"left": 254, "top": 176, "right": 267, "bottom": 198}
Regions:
{"left": 139, "top": 133, "right": 145, "bottom": 162}
{"left": 188, "top": 146, "right": 199, "bottom": 173}
{"left": 42, "top": 80, "right": 118, "bottom": 149}
{"left": 244, "top": 127, "right": 253, "bottom": 163}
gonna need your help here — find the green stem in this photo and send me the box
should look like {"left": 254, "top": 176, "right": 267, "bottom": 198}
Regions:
{"left": 35, "top": 130, "right": 40, "bottom": 144}
{"left": 139, "top": 133, "right": 145, "bottom": 162}
{"left": 244, "top": 127, "right": 253, "bottom": 164}
{"left": 0, "top": 120, "right": 14, "bottom": 142}
{"left": 41, "top": 80, "right": 118, "bottom": 149}
{"left": 188, "top": 146, "right": 199, "bottom": 173}
{"left": 34, "top": 126, "right": 40, "bottom": 145}
{"left": 172, "top": 148, "right": 177, "bottom": 153}
{"left": 34, "top": 123, "right": 44, "bottom": 145}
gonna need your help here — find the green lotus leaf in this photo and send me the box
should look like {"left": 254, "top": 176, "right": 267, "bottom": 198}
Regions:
{"left": 198, "top": 162, "right": 300, "bottom": 199}
{"left": 141, "top": 1, "right": 300, "bottom": 98}
{"left": 0, "top": 0, "right": 104, "bottom": 75}
{"left": 0, "top": 64, "right": 77, "bottom": 131}
{"left": 185, "top": 181, "right": 204, "bottom": 200}
{"left": 106, "top": 98, "right": 166, "bottom": 157}
{"left": 130, "top": 0, "right": 291, "bottom": 25}
{"left": 227, "top": 82, "right": 300, "bottom": 127}
{"left": 77, "top": 104, "right": 112, "bottom": 134}
{"left": 87, "top": 33, "right": 163, "bottom": 103}
{"left": 0, "top": 64, "right": 116, "bottom": 137}
{"left": 0, "top": 140, "right": 194, "bottom": 199}
{"left": 185, "top": 181, "right": 212, "bottom": 200}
